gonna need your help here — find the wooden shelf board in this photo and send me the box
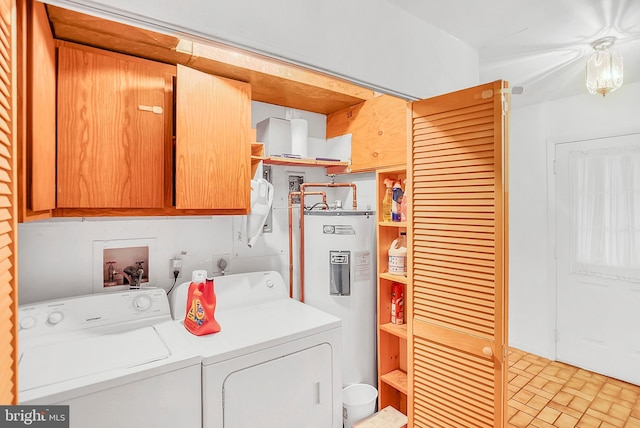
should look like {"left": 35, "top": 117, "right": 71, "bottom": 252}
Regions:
{"left": 263, "top": 156, "right": 348, "bottom": 168}
{"left": 380, "top": 369, "right": 408, "bottom": 395}
{"left": 378, "top": 221, "right": 407, "bottom": 228}
{"left": 380, "top": 322, "right": 407, "bottom": 340}
{"left": 379, "top": 272, "right": 407, "bottom": 284}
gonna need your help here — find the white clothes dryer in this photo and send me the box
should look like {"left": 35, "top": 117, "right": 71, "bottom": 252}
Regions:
{"left": 169, "top": 270, "right": 343, "bottom": 428}
{"left": 18, "top": 288, "right": 201, "bottom": 428}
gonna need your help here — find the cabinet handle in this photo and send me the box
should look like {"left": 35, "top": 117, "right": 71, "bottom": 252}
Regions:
{"left": 482, "top": 347, "right": 493, "bottom": 357}
{"left": 138, "top": 105, "right": 163, "bottom": 114}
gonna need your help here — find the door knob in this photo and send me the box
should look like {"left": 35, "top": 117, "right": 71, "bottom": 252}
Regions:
{"left": 482, "top": 347, "right": 493, "bottom": 357}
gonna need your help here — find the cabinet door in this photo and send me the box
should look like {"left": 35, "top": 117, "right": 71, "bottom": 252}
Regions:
{"left": 175, "top": 65, "right": 251, "bottom": 211}
{"left": 326, "top": 94, "right": 407, "bottom": 172}
{"left": 25, "top": 0, "right": 56, "bottom": 215}
{"left": 408, "top": 81, "right": 509, "bottom": 428}
{"left": 57, "top": 44, "right": 170, "bottom": 208}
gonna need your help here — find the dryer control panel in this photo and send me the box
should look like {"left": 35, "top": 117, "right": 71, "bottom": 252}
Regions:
{"left": 18, "top": 288, "right": 171, "bottom": 339}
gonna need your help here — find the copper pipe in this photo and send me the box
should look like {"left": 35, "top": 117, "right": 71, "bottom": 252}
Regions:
{"left": 288, "top": 191, "right": 326, "bottom": 298}
{"left": 298, "top": 182, "right": 357, "bottom": 303}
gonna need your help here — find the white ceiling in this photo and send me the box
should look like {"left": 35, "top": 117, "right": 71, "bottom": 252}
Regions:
{"left": 388, "top": 0, "right": 640, "bottom": 107}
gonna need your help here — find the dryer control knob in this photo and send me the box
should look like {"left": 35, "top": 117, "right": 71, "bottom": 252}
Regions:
{"left": 133, "top": 294, "right": 152, "bottom": 312}
{"left": 266, "top": 279, "right": 274, "bottom": 288}
{"left": 20, "top": 316, "right": 36, "bottom": 330}
{"left": 48, "top": 311, "right": 64, "bottom": 325}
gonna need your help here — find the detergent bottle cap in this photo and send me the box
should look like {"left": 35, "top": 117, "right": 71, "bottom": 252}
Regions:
{"left": 192, "top": 270, "right": 208, "bottom": 283}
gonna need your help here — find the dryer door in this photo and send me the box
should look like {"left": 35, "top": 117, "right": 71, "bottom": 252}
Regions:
{"left": 223, "top": 343, "right": 333, "bottom": 427}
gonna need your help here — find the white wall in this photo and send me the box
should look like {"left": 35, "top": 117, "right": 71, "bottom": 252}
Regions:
{"left": 18, "top": 101, "right": 376, "bottom": 304}
{"left": 509, "top": 82, "right": 640, "bottom": 359}
{"left": 44, "top": 0, "right": 479, "bottom": 100}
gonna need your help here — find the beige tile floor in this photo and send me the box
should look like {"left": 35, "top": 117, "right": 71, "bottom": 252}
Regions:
{"left": 508, "top": 348, "right": 640, "bottom": 428}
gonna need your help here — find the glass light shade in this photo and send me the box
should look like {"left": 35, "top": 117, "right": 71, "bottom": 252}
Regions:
{"left": 585, "top": 36, "right": 623, "bottom": 96}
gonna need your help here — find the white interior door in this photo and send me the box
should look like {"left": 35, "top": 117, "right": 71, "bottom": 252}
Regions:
{"left": 555, "top": 134, "right": 640, "bottom": 385}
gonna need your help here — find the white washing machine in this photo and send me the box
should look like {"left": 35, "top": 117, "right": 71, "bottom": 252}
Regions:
{"left": 18, "top": 288, "right": 202, "bottom": 428}
{"left": 169, "top": 270, "right": 343, "bottom": 428}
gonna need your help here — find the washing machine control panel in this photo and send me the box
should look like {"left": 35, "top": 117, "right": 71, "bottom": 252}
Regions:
{"left": 18, "top": 288, "right": 171, "bottom": 339}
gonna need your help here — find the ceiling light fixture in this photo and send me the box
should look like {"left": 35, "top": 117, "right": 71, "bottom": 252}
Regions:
{"left": 585, "top": 36, "right": 623, "bottom": 97}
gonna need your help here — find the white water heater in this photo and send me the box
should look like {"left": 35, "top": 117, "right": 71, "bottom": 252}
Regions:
{"left": 303, "top": 210, "right": 377, "bottom": 388}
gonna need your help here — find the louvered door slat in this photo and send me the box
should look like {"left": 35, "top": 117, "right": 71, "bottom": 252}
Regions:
{"left": 417, "top": 258, "right": 495, "bottom": 277}
{"left": 415, "top": 108, "right": 493, "bottom": 129}
{"left": 416, "top": 228, "right": 494, "bottom": 242}
{"left": 414, "top": 175, "right": 495, "bottom": 187}
{"left": 409, "top": 81, "right": 508, "bottom": 427}
{"left": 417, "top": 262, "right": 495, "bottom": 281}
{"left": 415, "top": 130, "right": 496, "bottom": 148}
{"left": 414, "top": 102, "right": 493, "bottom": 123}
{"left": 415, "top": 118, "right": 495, "bottom": 138}
{"left": 417, "top": 291, "right": 494, "bottom": 317}
{"left": 414, "top": 136, "right": 495, "bottom": 155}
{"left": 421, "top": 285, "right": 495, "bottom": 307}
{"left": 0, "top": 0, "right": 17, "bottom": 405}
{"left": 414, "top": 107, "right": 493, "bottom": 129}
{"left": 414, "top": 158, "right": 495, "bottom": 171}
{"left": 414, "top": 150, "right": 495, "bottom": 166}
{"left": 415, "top": 254, "right": 494, "bottom": 272}
{"left": 414, "top": 273, "right": 496, "bottom": 296}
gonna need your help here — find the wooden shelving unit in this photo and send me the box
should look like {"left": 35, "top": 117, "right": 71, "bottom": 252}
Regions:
{"left": 375, "top": 166, "right": 408, "bottom": 416}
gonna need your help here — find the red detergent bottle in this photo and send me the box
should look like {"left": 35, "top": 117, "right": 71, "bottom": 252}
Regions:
{"left": 184, "top": 270, "right": 221, "bottom": 336}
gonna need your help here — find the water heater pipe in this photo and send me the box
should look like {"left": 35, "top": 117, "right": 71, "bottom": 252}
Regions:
{"left": 288, "top": 191, "right": 326, "bottom": 298}
{"left": 298, "top": 182, "right": 357, "bottom": 302}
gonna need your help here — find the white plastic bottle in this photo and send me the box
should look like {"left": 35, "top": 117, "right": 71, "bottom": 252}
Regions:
{"left": 388, "top": 232, "right": 407, "bottom": 276}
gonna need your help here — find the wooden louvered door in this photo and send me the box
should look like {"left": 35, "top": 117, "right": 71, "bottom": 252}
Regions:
{"left": 0, "top": 0, "right": 18, "bottom": 404}
{"left": 408, "top": 81, "right": 509, "bottom": 428}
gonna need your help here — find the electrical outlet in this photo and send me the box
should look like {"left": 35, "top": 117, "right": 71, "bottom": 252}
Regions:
{"left": 213, "top": 254, "right": 231, "bottom": 275}
{"left": 170, "top": 257, "right": 183, "bottom": 279}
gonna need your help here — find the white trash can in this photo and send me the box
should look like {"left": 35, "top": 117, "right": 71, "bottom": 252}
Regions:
{"left": 342, "top": 383, "right": 378, "bottom": 428}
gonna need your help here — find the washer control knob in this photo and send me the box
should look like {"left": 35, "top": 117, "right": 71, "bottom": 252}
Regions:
{"left": 133, "top": 294, "right": 152, "bottom": 312}
{"left": 266, "top": 279, "right": 274, "bottom": 288}
{"left": 20, "top": 316, "right": 36, "bottom": 330}
{"left": 47, "top": 311, "right": 64, "bottom": 325}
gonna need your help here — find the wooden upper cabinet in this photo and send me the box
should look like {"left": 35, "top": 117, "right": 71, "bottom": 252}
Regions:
{"left": 326, "top": 94, "right": 407, "bottom": 172}
{"left": 56, "top": 43, "right": 174, "bottom": 208}
{"left": 175, "top": 65, "right": 251, "bottom": 212}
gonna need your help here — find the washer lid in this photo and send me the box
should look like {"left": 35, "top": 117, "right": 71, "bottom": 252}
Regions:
{"left": 19, "top": 326, "right": 170, "bottom": 392}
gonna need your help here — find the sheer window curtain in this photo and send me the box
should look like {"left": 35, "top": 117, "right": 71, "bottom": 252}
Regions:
{"left": 569, "top": 146, "right": 640, "bottom": 282}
